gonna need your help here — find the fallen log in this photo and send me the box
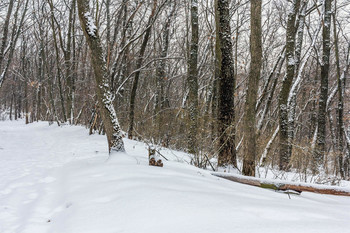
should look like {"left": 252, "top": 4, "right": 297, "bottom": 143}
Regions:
{"left": 212, "top": 172, "right": 350, "bottom": 197}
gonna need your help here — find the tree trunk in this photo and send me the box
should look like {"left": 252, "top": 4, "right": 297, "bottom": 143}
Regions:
{"left": 48, "top": 0, "right": 67, "bottom": 122}
{"left": 187, "top": 0, "right": 199, "bottom": 157}
{"left": 77, "top": 0, "right": 125, "bottom": 152}
{"left": 242, "top": 0, "right": 262, "bottom": 176}
{"left": 314, "top": 0, "right": 331, "bottom": 170}
{"left": 65, "top": 0, "right": 76, "bottom": 124}
{"left": 332, "top": 1, "right": 344, "bottom": 177}
{"left": 128, "top": 0, "right": 158, "bottom": 139}
{"left": 0, "top": 0, "right": 15, "bottom": 72}
{"left": 212, "top": 172, "right": 350, "bottom": 196}
{"left": 287, "top": 1, "right": 307, "bottom": 158}
{"left": 215, "top": 0, "right": 236, "bottom": 167}
{"left": 155, "top": 1, "right": 176, "bottom": 144}
{"left": 278, "top": 0, "right": 301, "bottom": 170}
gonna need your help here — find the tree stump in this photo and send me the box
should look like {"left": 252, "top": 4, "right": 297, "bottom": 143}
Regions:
{"left": 149, "top": 147, "right": 163, "bottom": 167}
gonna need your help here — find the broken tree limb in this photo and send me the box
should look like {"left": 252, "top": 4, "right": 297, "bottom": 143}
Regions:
{"left": 212, "top": 172, "right": 350, "bottom": 197}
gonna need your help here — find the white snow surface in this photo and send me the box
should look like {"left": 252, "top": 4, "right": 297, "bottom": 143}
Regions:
{"left": 1, "top": 120, "right": 350, "bottom": 233}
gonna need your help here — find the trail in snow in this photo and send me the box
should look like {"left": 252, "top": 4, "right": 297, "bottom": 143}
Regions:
{"left": 1, "top": 120, "right": 350, "bottom": 233}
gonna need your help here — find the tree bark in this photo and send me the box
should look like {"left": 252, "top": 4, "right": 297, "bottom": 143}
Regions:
{"left": 242, "top": 0, "right": 262, "bottom": 176}
{"left": 332, "top": 1, "right": 344, "bottom": 177}
{"left": 278, "top": 0, "right": 301, "bottom": 170}
{"left": 187, "top": 0, "right": 199, "bottom": 157}
{"left": 215, "top": 0, "right": 236, "bottom": 167}
{"left": 212, "top": 173, "right": 350, "bottom": 196}
{"left": 77, "top": 0, "right": 125, "bottom": 152}
{"left": 314, "top": 0, "right": 331, "bottom": 170}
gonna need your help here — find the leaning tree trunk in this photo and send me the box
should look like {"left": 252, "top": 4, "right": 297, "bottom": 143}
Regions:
{"left": 314, "top": 0, "right": 331, "bottom": 170}
{"left": 278, "top": 0, "right": 301, "bottom": 170}
{"left": 242, "top": 0, "right": 262, "bottom": 176}
{"left": 215, "top": 0, "right": 236, "bottom": 167}
{"left": 77, "top": 0, "right": 125, "bottom": 152}
{"left": 187, "top": 0, "right": 199, "bottom": 158}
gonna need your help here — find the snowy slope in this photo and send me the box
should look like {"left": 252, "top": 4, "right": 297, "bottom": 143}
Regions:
{"left": 1, "top": 120, "right": 350, "bottom": 233}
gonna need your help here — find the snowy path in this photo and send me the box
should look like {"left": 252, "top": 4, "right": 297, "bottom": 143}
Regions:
{"left": 1, "top": 120, "right": 350, "bottom": 233}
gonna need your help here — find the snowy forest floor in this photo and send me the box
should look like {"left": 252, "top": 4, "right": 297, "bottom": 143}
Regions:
{"left": 1, "top": 120, "right": 350, "bottom": 233}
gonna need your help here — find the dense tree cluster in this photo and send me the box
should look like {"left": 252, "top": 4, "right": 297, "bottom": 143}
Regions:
{"left": 1, "top": 0, "right": 350, "bottom": 180}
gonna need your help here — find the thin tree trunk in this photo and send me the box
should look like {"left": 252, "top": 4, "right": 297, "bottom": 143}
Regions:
{"left": 128, "top": 0, "right": 158, "bottom": 139}
{"left": 155, "top": 1, "right": 176, "bottom": 144}
{"left": 187, "top": 0, "right": 199, "bottom": 157}
{"left": 332, "top": 1, "right": 344, "bottom": 177}
{"left": 314, "top": 0, "right": 331, "bottom": 170}
{"left": 65, "top": 0, "right": 76, "bottom": 124}
{"left": 287, "top": 1, "right": 311, "bottom": 158}
{"left": 257, "top": 55, "right": 285, "bottom": 134}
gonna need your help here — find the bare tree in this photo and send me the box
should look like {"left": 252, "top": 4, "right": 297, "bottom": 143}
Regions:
{"left": 242, "top": 0, "right": 262, "bottom": 176}
{"left": 215, "top": 0, "right": 236, "bottom": 167}
{"left": 77, "top": 0, "right": 125, "bottom": 152}
{"left": 187, "top": 0, "right": 199, "bottom": 158}
{"left": 314, "top": 0, "right": 331, "bottom": 170}
{"left": 278, "top": 0, "right": 301, "bottom": 171}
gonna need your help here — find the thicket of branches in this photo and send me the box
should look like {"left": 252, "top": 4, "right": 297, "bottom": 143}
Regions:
{"left": 1, "top": 0, "right": 350, "bottom": 180}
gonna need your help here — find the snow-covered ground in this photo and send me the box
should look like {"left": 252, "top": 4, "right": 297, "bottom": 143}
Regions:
{"left": 1, "top": 120, "right": 350, "bottom": 233}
